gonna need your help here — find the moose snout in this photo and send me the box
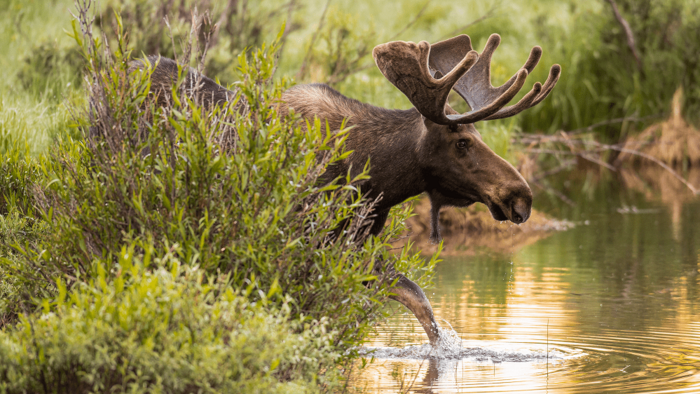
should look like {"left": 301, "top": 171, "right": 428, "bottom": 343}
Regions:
{"left": 510, "top": 198, "right": 531, "bottom": 224}
{"left": 502, "top": 183, "right": 532, "bottom": 224}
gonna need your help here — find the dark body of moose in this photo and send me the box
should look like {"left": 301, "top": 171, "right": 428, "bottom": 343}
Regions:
{"left": 132, "top": 33, "right": 560, "bottom": 346}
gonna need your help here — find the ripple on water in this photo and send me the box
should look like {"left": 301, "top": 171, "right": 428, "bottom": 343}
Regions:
{"left": 356, "top": 324, "right": 700, "bottom": 393}
{"left": 359, "top": 327, "right": 577, "bottom": 363}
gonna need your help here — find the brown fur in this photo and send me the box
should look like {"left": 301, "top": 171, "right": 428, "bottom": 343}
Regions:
{"left": 129, "top": 56, "right": 235, "bottom": 109}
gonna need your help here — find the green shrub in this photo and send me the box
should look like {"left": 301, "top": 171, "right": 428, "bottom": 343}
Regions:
{"left": 0, "top": 209, "right": 50, "bottom": 327}
{"left": 1, "top": 3, "right": 436, "bottom": 389}
{"left": 0, "top": 143, "right": 38, "bottom": 216}
{"left": 0, "top": 249, "right": 333, "bottom": 393}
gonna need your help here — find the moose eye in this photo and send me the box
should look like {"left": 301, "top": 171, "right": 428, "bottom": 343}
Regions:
{"left": 456, "top": 139, "right": 469, "bottom": 150}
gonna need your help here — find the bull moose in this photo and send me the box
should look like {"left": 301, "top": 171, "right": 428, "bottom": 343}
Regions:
{"left": 133, "top": 33, "right": 560, "bottom": 346}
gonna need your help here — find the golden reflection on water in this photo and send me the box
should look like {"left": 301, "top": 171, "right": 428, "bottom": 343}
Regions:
{"left": 354, "top": 177, "right": 700, "bottom": 393}
{"left": 356, "top": 261, "right": 700, "bottom": 393}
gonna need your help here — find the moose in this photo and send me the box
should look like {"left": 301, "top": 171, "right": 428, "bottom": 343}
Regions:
{"left": 134, "top": 33, "right": 560, "bottom": 346}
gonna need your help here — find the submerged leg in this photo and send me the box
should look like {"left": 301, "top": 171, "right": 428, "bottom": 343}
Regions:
{"left": 389, "top": 274, "right": 440, "bottom": 346}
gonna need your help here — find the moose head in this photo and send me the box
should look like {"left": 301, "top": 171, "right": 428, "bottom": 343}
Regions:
{"left": 372, "top": 34, "right": 561, "bottom": 242}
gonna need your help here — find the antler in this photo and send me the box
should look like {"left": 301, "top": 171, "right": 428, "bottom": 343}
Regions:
{"left": 429, "top": 34, "right": 561, "bottom": 121}
{"left": 373, "top": 34, "right": 561, "bottom": 125}
{"left": 373, "top": 40, "right": 479, "bottom": 125}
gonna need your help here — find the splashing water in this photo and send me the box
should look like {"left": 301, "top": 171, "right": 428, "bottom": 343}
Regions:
{"left": 360, "top": 324, "right": 572, "bottom": 363}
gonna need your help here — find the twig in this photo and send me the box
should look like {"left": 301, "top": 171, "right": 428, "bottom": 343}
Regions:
{"left": 277, "top": 0, "right": 300, "bottom": 64}
{"left": 515, "top": 128, "right": 699, "bottom": 195}
{"left": 208, "top": 0, "right": 237, "bottom": 48}
{"left": 604, "top": 144, "right": 699, "bottom": 194}
{"left": 579, "top": 153, "right": 617, "bottom": 171}
{"left": 403, "top": 358, "right": 426, "bottom": 393}
{"left": 532, "top": 159, "right": 577, "bottom": 182}
{"left": 387, "top": 0, "right": 431, "bottom": 41}
{"left": 439, "top": 4, "right": 498, "bottom": 40}
{"left": 565, "top": 113, "right": 663, "bottom": 134}
{"left": 297, "top": 0, "right": 332, "bottom": 79}
{"left": 606, "top": 0, "right": 643, "bottom": 72}
{"left": 546, "top": 318, "right": 549, "bottom": 361}
{"left": 237, "top": 0, "right": 249, "bottom": 43}
{"left": 531, "top": 179, "right": 576, "bottom": 207}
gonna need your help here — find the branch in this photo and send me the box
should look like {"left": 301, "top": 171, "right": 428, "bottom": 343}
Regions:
{"left": 297, "top": 0, "right": 332, "bottom": 79}
{"left": 387, "top": 0, "right": 431, "bottom": 41}
{"left": 565, "top": 113, "right": 663, "bottom": 134}
{"left": 606, "top": 0, "right": 643, "bottom": 72}
{"left": 439, "top": 4, "right": 497, "bottom": 40}
{"left": 516, "top": 131, "right": 700, "bottom": 195}
{"left": 603, "top": 144, "right": 698, "bottom": 194}
{"left": 531, "top": 159, "right": 577, "bottom": 182}
{"left": 531, "top": 179, "right": 576, "bottom": 207}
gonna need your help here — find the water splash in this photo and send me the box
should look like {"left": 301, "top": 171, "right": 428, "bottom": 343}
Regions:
{"left": 360, "top": 326, "right": 570, "bottom": 363}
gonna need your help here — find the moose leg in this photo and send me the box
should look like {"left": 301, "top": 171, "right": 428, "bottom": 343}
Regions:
{"left": 389, "top": 274, "right": 441, "bottom": 346}
{"left": 365, "top": 209, "right": 440, "bottom": 345}
{"left": 368, "top": 208, "right": 390, "bottom": 237}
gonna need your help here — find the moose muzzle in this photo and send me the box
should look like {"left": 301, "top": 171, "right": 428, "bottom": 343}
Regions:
{"left": 486, "top": 180, "right": 533, "bottom": 225}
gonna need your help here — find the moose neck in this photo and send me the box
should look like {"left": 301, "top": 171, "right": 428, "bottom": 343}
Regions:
{"left": 280, "top": 84, "right": 431, "bottom": 211}
{"left": 348, "top": 107, "right": 430, "bottom": 210}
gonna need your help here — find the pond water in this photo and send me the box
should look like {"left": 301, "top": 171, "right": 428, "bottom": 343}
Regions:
{"left": 354, "top": 169, "right": 700, "bottom": 393}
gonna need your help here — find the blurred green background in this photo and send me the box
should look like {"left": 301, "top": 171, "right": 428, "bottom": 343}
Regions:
{"left": 3, "top": 0, "right": 700, "bottom": 157}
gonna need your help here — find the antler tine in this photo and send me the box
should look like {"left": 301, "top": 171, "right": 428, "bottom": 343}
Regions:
{"left": 483, "top": 82, "right": 542, "bottom": 120}
{"left": 523, "top": 46, "right": 543, "bottom": 73}
{"left": 373, "top": 40, "right": 479, "bottom": 125}
{"left": 528, "top": 64, "right": 561, "bottom": 106}
{"left": 490, "top": 45, "right": 542, "bottom": 93}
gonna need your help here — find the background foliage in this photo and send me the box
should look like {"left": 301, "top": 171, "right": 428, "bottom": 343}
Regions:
{"left": 1, "top": 0, "right": 699, "bottom": 391}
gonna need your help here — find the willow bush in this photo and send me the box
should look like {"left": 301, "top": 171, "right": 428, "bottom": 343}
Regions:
{"left": 0, "top": 253, "right": 334, "bottom": 393}
{"left": 0, "top": 2, "right": 437, "bottom": 391}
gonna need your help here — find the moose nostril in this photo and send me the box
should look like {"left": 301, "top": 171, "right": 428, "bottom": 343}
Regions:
{"left": 511, "top": 199, "right": 531, "bottom": 224}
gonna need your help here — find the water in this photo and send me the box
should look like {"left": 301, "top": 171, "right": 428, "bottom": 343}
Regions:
{"left": 354, "top": 169, "right": 700, "bottom": 393}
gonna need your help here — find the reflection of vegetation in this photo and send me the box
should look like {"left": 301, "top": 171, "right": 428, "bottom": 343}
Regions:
{"left": 410, "top": 166, "right": 700, "bottom": 344}
{"left": 399, "top": 197, "right": 573, "bottom": 256}
{"left": 436, "top": 252, "right": 515, "bottom": 310}
{"left": 618, "top": 89, "right": 700, "bottom": 167}
{"left": 530, "top": 167, "right": 700, "bottom": 326}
